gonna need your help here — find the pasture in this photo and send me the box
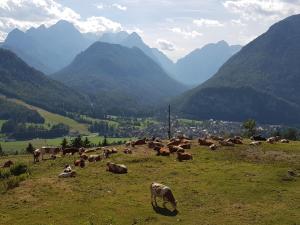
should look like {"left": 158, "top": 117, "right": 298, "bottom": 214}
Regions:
{"left": 0, "top": 140, "right": 299, "bottom": 225}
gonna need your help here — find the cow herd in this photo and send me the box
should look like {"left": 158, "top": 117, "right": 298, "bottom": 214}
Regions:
{"left": 0, "top": 134, "right": 292, "bottom": 212}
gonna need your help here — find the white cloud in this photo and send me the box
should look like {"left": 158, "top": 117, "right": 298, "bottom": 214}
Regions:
{"left": 0, "top": 0, "right": 123, "bottom": 37}
{"left": 156, "top": 39, "right": 176, "bottom": 51}
{"left": 193, "top": 19, "right": 224, "bottom": 27}
{"left": 96, "top": 4, "right": 104, "bottom": 10}
{"left": 170, "top": 27, "right": 202, "bottom": 39}
{"left": 0, "top": 30, "right": 7, "bottom": 41}
{"left": 223, "top": 0, "right": 300, "bottom": 21}
{"left": 112, "top": 3, "right": 127, "bottom": 11}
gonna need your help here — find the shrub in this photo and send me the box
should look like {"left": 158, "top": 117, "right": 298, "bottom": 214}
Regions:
{"left": 0, "top": 169, "right": 11, "bottom": 179}
{"left": 10, "top": 163, "right": 28, "bottom": 176}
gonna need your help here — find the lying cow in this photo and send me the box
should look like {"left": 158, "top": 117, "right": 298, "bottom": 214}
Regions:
{"left": 123, "top": 148, "right": 132, "bottom": 154}
{"left": 131, "top": 138, "right": 146, "bottom": 147}
{"left": 64, "top": 165, "right": 72, "bottom": 173}
{"left": 156, "top": 147, "right": 170, "bottom": 156}
{"left": 250, "top": 141, "right": 262, "bottom": 146}
{"left": 2, "top": 160, "right": 13, "bottom": 168}
{"left": 219, "top": 140, "right": 235, "bottom": 147}
{"left": 280, "top": 139, "right": 289, "bottom": 143}
{"left": 106, "top": 162, "right": 127, "bottom": 174}
{"left": 177, "top": 152, "right": 193, "bottom": 161}
{"left": 251, "top": 135, "right": 266, "bottom": 141}
{"left": 88, "top": 155, "right": 101, "bottom": 162}
{"left": 62, "top": 148, "right": 79, "bottom": 155}
{"left": 150, "top": 182, "right": 177, "bottom": 211}
{"left": 267, "top": 137, "right": 277, "bottom": 144}
{"left": 148, "top": 141, "right": 164, "bottom": 149}
{"left": 178, "top": 143, "right": 191, "bottom": 149}
{"left": 58, "top": 171, "right": 76, "bottom": 178}
{"left": 167, "top": 139, "right": 182, "bottom": 147}
{"left": 39, "top": 146, "right": 60, "bottom": 160}
{"left": 209, "top": 144, "right": 218, "bottom": 151}
{"left": 80, "top": 154, "right": 89, "bottom": 160}
{"left": 169, "top": 146, "right": 185, "bottom": 153}
{"left": 198, "top": 138, "right": 214, "bottom": 146}
{"left": 74, "top": 159, "right": 85, "bottom": 168}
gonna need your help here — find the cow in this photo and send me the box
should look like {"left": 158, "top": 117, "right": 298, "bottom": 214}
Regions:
{"left": 168, "top": 146, "right": 185, "bottom": 153}
{"left": 106, "top": 162, "right": 127, "bottom": 174}
{"left": 131, "top": 138, "right": 146, "bottom": 147}
{"left": 2, "top": 160, "right": 13, "bottom": 168}
{"left": 74, "top": 159, "right": 85, "bottom": 168}
{"left": 250, "top": 141, "right": 262, "bottom": 146}
{"left": 84, "top": 149, "right": 96, "bottom": 154}
{"left": 150, "top": 182, "right": 177, "bottom": 211}
{"left": 39, "top": 146, "right": 61, "bottom": 160}
{"left": 123, "top": 148, "right": 132, "bottom": 154}
{"left": 178, "top": 143, "right": 191, "bottom": 149}
{"left": 62, "top": 148, "right": 79, "bottom": 156}
{"left": 58, "top": 171, "right": 76, "bottom": 178}
{"left": 251, "top": 135, "right": 266, "bottom": 141}
{"left": 208, "top": 135, "right": 224, "bottom": 141}
{"left": 63, "top": 165, "right": 72, "bottom": 173}
{"left": 156, "top": 147, "right": 170, "bottom": 156}
{"left": 88, "top": 155, "right": 101, "bottom": 162}
{"left": 177, "top": 152, "right": 193, "bottom": 161}
{"left": 167, "top": 139, "right": 182, "bottom": 147}
{"left": 80, "top": 154, "right": 89, "bottom": 161}
{"left": 33, "top": 149, "right": 41, "bottom": 163}
{"left": 219, "top": 140, "right": 235, "bottom": 147}
{"left": 280, "top": 139, "right": 289, "bottom": 143}
{"left": 209, "top": 144, "right": 218, "bottom": 151}
{"left": 148, "top": 141, "right": 164, "bottom": 149}
{"left": 267, "top": 137, "right": 277, "bottom": 144}
{"left": 198, "top": 138, "right": 214, "bottom": 146}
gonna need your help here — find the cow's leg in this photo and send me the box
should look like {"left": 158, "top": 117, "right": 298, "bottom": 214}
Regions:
{"left": 154, "top": 196, "right": 158, "bottom": 206}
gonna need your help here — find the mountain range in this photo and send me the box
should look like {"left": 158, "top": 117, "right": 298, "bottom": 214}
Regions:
{"left": 51, "top": 42, "right": 186, "bottom": 116}
{"left": 174, "top": 14, "right": 300, "bottom": 125}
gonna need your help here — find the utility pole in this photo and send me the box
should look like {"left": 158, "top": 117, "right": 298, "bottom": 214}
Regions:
{"left": 168, "top": 104, "right": 171, "bottom": 140}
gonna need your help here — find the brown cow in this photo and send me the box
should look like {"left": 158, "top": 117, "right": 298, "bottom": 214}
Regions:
{"left": 167, "top": 139, "right": 182, "bottom": 147}
{"left": 74, "top": 159, "right": 85, "bottom": 168}
{"left": 2, "top": 160, "right": 13, "bottom": 168}
{"left": 177, "top": 152, "right": 193, "bottom": 161}
{"left": 106, "top": 162, "right": 127, "bottom": 174}
{"left": 80, "top": 154, "right": 88, "bottom": 160}
{"left": 219, "top": 140, "right": 235, "bottom": 147}
{"left": 131, "top": 138, "right": 146, "bottom": 147}
{"left": 63, "top": 148, "right": 79, "bottom": 155}
{"left": 168, "top": 146, "right": 185, "bottom": 153}
{"left": 209, "top": 144, "right": 218, "bottom": 151}
{"left": 198, "top": 138, "right": 214, "bottom": 146}
{"left": 148, "top": 141, "right": 164, "bottom": 149}
{"left": 156, "top": 147, "right": 170, "bottom": 156}
{"left": 123, "top": 148, "right": 132, "bottom": 154}
{"left": 150, "top": 182, "right": 177, "bottom": 211}
{"left": 178, "top": 143, "right": 191, "bottom": 149}
{"left": 88, "top": 155, "right": 101, "bottom": 162}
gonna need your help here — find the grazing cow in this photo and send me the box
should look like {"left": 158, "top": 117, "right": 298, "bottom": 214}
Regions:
{"left": 62, "top": 148, "right": 79, "bottom": 156}
{"left": 88, "top": 155, "right": 101, "bottom": 162}
{"left": 58, "top": 171, "right": 76, "bottom": 178}
{"left": 209, "top": 144, "right": 218, "bottom": 151}
{"left": 106, "top": 162, "right": 127, "bottom": 174}
{"left": 168, "top": 146, "right": 185, "bottom": 153}
{"left": 251, "top": 135, "right": 266, "bottom": 141}
{"left": 198, "top": 138, "right": 214, "bottom": 146}
{"left": 177, "top": 152, "right": 193, "bottom": 161}
{"left": 74, "top": 159, "right": 85, "bottom": 168}
{"left": 250, "top": 141, "right": 262, "bottom": 146}
{"left": 123, "top": 148, "right": 132, "bottom": 154}
{"left": 219, "top": 140, "right": 234, "bottom": 147}
{"left": 280, "top": 139, "right": 289, "bottom": 143}
{"left": 2, "top": 160, "right": 13, "bottom": 168}
{"left": 150, "top": 182, "right": 177, "bottom": 211}
{"left": 156, "top": 147, "right": 170, "bottom": 156}
{"left": 33, "top": 149, "right": 41, "bottom": 163}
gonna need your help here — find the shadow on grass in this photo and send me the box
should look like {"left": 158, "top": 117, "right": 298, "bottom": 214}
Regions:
{"left": 152, "top": 204, "right": 178, "bottom": 217}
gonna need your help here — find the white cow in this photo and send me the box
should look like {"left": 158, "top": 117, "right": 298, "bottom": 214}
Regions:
{"left": 150, "top": 182, "right": 177, "bottom": 211}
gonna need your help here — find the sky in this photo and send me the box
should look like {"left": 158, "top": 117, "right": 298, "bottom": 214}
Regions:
{"left": 0, "top": 0, "right": 300, "bottom": 61}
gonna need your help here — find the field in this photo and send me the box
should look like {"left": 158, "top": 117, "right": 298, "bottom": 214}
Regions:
{"left": 0, "top": 136, "right": 131, "bottom": 154}
{"left": 0, "top": 140, "right": 299, "bottom": 225}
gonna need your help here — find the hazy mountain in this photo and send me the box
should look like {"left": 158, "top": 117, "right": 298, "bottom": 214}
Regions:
{"left": 174, "top": 41, "right": 242, "bottom": 86}
{"left": 2, "top": 20, "right": 92, "bottom": 74}
{"left": 0, "top": 48, "right": 91, "bottom": 116}
{"left": 173, "top": 14, "right": 300, "bottom": 125}
{"left": 99, "top": 31, "right": 175, "bottom": 75}
{"left": 52, "top": 42, "right": 186, "bottom": 116}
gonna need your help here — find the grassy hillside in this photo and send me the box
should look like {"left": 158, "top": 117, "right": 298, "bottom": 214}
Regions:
{"left": 0, "top": 140, "right": 299, "bottom": 225}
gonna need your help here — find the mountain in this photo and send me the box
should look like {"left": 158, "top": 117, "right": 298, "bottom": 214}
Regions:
{"left": 0, "top": 48, "right": 91, "bottom": 116}
{"left": 2, "top": 20, "right": 92, "bottom": 74}
{"left": 174, "top": 41, "right": 241, "bottom": 86}
{"left": 99, "top": 32, "right": 175, "bottom": 75}
{"left": 51, "top": 42, "right": 186, "bottom": 116}
{"left": 174, "top": 14, "right": 300, "bottom": 125}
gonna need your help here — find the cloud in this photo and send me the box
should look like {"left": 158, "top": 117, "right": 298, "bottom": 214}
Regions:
{"left": 193, "top": 19, "right": 224, "bottom": 27}
{"left": 112, "top": 3, "right": 127, "bottom": 11}
{"left": 0, "top": 0, "right": 123, "bottom": 39}
{"left": 223, "top": 0, "right": 300, "bottom": 20}
{"left": 0, "top": 30, "right": 7, "bottom": 41}
{"left": 170, "top": 27, "right": 202, "bottom": 39}
{"left": 96, "top": 4, "right": 104, "bottom": 10}
{"left": 156, "top": 39, "right": 176, "bottom": 51}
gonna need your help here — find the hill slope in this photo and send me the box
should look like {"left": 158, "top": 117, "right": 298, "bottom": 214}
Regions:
{"left": 174, "top": 14, "right": 300, "bottom": 125}
{"left": 2, "top": 20, "right": 92, "bottom": 74}
{"left": 174, "top": 41, "right": 241, "bottom": 86}
{"left": 52, "top": 42, "right": 186, "bottom": 116}
{"left": 0, "top": 48, "right": 91, "bottom": 116}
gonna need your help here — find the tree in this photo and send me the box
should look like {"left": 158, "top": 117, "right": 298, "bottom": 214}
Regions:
{"left": 83, "top": 137, "right": 91, "bottom": 148}
{"left": 282, "top": 128, "right": 298, "bottom": 141}
{"left": 61, "top": 138, "right": 68, "bottom": 149}
{"left": 243, "top": 119, "right": 256, "bottom": 137}
{"left": 102, "top": 136, "right": 108, "bottom": 147}
{"left": 0, "top": 144, "right": 4, "bottom": 156}
{"left": 26, "top": 143, "right": 34, "bottom": 154}
{"left": 71, "top": 135, "right": 83, "bottom": 148}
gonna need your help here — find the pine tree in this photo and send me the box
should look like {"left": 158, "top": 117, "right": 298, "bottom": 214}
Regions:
{"left": 26, "top": 143, "right": 34, "bottom": 154}
{"left": 83, "top": 137, "right": 91, "bottom": 148}
{"left": 61, "top": 138, "right": 68, "bottom": 149}
{"left": 102, "top": 136, "right": 108, "bottom": 147}
{"left": 0, "top": 144, "right": 4, "bottom": 156}
{"left": 71, "top": 135, "right": 83, "bottom": 148}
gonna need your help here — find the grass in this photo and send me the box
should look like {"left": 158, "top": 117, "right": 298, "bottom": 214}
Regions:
{"left": 0, "top": 120, "right": 6, "bottom": 129}
{"left": 0, "top": 140, "right": 299, "bottom": 225}
{"left": 0, "top": 136, "right": 131, "bottom": 154}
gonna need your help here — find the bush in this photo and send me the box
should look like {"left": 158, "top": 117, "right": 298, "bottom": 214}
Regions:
{"left": 0, "top": 169, "right": 11, "bottom": 179}
{"left": 10, "top": 163, "right": 28, "bottom": 176}
{"left": 1, "top": 174, "right": 27, "bottom": 192}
